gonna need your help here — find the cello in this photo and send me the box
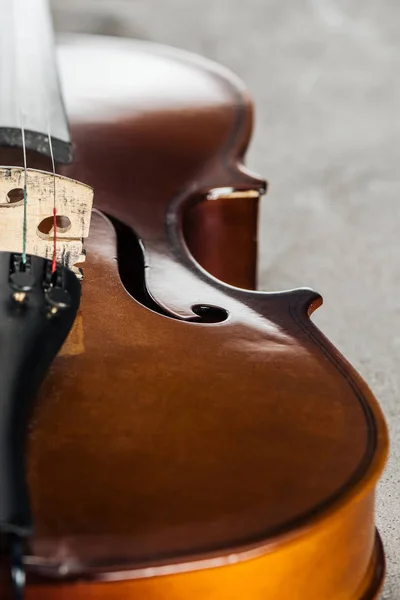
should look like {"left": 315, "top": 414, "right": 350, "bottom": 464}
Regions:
{"left": 0, "top": 1, "right": 388, "bottom": 598}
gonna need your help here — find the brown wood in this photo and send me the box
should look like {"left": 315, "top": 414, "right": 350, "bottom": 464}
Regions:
{"left": 0, "top": 34, "right": 388, "bottom": 599}
{"left": 183, "top": 192, "right": 260, "bottom": 289}
{"left": 58, "top": 35, "right": 265, "bottom": 295}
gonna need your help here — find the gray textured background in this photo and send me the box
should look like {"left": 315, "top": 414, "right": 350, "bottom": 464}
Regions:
{"left": 52, "top": 1, "right": 400, "bottom": 596}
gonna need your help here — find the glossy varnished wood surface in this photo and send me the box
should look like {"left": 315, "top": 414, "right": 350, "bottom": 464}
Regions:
{"left": 0, "top": 36, "right": 388, "bottom": 598}
{"left": 59, "top": 36, "right": 265, "bottom": 302}
{"left": 24, "top": 495, "right": 385, "bottom": 599}
{"left": 27, "top": 209, "right": 386, "bottom": 565}
{"left": 183, "top": 194, "right": 259, "bottom": 289}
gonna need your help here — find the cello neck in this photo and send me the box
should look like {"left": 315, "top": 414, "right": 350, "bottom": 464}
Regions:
{"left": 0, "top": 0, "right": 72, "bottom": 163}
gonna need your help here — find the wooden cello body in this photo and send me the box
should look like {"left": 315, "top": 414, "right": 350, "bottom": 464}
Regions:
{"left": 0, "top": 33, "right": 388, "bottom": 600}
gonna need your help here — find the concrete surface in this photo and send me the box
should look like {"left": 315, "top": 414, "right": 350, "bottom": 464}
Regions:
{"left": 53, "top": 1, "right": 400, "bottom": 596}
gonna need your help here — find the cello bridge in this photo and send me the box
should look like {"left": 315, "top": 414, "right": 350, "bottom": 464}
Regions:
{"left": 0, "top": 167, "right": 93, "bottom": 278}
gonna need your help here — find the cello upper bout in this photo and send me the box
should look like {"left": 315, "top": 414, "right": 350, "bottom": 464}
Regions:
{"left": 58, "top": 34, "right": 265, "bottom": 307}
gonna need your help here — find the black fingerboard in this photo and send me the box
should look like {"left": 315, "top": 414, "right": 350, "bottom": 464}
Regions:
{"left": 0, "top": 0, "right": 72, "bottom": 163}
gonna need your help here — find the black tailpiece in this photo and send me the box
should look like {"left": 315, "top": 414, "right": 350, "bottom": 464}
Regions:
{"left": 0, "top": 252, "right": 81, "bottom": 598}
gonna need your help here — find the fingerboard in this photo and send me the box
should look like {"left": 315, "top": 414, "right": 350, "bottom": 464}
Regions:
{"left": 0, "top": 0, "right": 72, "bottom": 163}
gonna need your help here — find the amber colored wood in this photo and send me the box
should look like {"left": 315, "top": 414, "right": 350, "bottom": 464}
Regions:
{"left": 0, "top": 35, "right": 389, "bottom": 599}
{"left": 24, "top": 492, "right": 384, "bottom": 599}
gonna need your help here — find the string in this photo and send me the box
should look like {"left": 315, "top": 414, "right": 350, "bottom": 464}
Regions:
{"left": 20, "top": 113, "right": 28, "bottom": 266}
{"left": 47, "top": 127, "right": 57, "bottom": 273}
{"left": 14, "top": 2, "right": 28, "bottom": 267}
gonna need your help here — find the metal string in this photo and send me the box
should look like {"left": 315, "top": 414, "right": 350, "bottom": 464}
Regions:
{"left": 12, "top": 4, "right": 28, "bottom": 597}
{"left": 13, "top": 1, "right": 28, "bottom": 267}
{"left": 20, "top": 112, "right": 28, "bottom": 266}
{"left": 15, "top": 5, "right": 58, "bottom": 273}
{"left": 47, "top": 125, "right": 57, "bottom": 273}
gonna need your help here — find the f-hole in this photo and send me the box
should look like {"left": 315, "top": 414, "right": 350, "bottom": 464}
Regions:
{"left": 107, "top": 214, "right": 228, "bottom": 323}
